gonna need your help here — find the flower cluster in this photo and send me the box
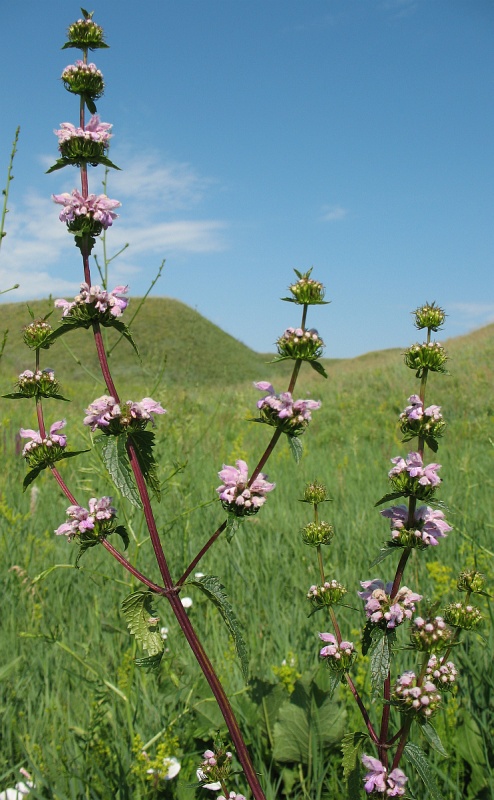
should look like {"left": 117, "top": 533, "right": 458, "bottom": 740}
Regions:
{"left": 55, "top": 282, "right": 128, "bottom": 320}
{"left": 197, "top": 747, "right": 233, "bottom": 791}
{"left": 443, "top": 601, "right": 483, "bottom": 630}
{"left": 216, "top": 460, "right": 275, "bottom": 517}
{"left": 425, "top": 655, "right": 458, "bottom": 691}
{"left": 388, "top": 452, "right": 441, "bottom": 500}
{"left": 0, "top": 768, "right": 34, "bottom": 800}
{"left": 457, "top": 569, "right": 486, "bottom": 594}
{"left": 392, "top": 671, "right": 441, "bottom": 718}
{"left": 410, "top": 615, "right": 453, "bottom": 653}
{"left": 358, "top": 580, "right": 422, "bottom": 629}
{"left": 61, "top": 61, "right": 104, "bottom": 98}
{"left": 54, "top": 115, "right": 113, "bottom": 164}
{"left": 399, "top": 394, "right": 445, "bottom": 443}
{"left": 16, "top": 368, "right": 60, "bottom": 398}
{"left": 301, "top": 520, "right": 334, "bottom": 546}
{"left": 83, "top": 395, "right": 166, "bottom": 433}
{"left": 381, "top": 504, "right": 451, "bottom": 548}
{"left": 302, "top": 480, "right": 330, "bottom": 505}
{"left": 404, "top": 341, "right": 448, "bottom": 375}
{"left": 20, "top": 420, "right": 67, "bottom": 467}
{"left": 307, "top": 580, "right": 347, "bottom": 609}
{"left": 362, "top": 755, "right": 407, "bottom": 797}
{"left": 65, "top": 16, "right": 106, "bottom": 49}
{"left": 254, "top": 382, "right": 321, "bottom": 436}
{"left": 276, "top": 327, "right": 324, "bottom": 360}
{"left": 413, "top": 302, "right": 446, "bottom": 331}
{"left": 55, "top": 497, "right": 116, "bottom": 541}
{"left": 284, "top": 270, "right": 326, "bottom": 305}
{"left": 53, "top": 190, "right": 120, "bottom": 236}
{"left": 319, "top": 632, "right": 356, "bottom": 672}
{"left": 23, "top": 319, "right": 53, "bottom": 350}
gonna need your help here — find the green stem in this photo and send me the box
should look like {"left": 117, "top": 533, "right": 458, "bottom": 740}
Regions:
{"left": 0, "top": 126, "right": 20, "bottom": 254}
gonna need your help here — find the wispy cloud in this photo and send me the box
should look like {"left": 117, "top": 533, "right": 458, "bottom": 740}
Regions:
{"left": 379, "top": 0, "right": 418, "bottom": 20}
{"left": 448, "top": 302, "right": 494, "bottom": 328}
{"left": 320, "top": 204, "right": 349, "bottom": 222}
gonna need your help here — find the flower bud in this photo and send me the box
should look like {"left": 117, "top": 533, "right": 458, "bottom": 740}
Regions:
{"left": 425, "top": 655, "right": 458, "bottom": 692}
{"left": 404, "top": 342, "right": 448, "bottom": 375}
{"left": 301, "top": 521, "right": 334, "bottom": 546}
{"left": 276, "top": 327, "right": 324, "bottom": 361}
{"left": 284, "top": 269, "right": 327, "bottom": 305}
{"left": 413, "top": 302, "right": 446, "bottom": 332}
{"left": 318, "top": 632, "right": 356, "bottom": 672}
{"left": 392, "top": 671, "right": 442, "bottom": 719}
{"left": 457, "top": 569, "right": 486, "bottom": 594}
{"left": 62, "top": 61, "right": 104, "bottom": 99}
{"left": 307, "top": 580, "right": 347, "bottom": 608}
{"left": 443, "top": 602, "right": 483, "bottom": 630}
{"left": 16, "top": 368, "right": 60, "bottom": 398}
{"left": 23, "top": 320, "right": 53, "bottom": 350}
{"left": 65, "top": 15, "right": 107, "bottom": 50}
{"left": 302, "top": 480, "right": 330, "bottom": 505}
{"left": 410, "top": 615, "right": 454, "bottom": 653}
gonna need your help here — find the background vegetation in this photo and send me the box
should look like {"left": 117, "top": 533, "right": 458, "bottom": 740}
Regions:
{"left": 0, "top": 298, "right": 492, "bottom": 799}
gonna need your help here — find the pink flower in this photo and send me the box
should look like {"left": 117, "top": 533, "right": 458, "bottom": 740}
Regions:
{"left": 55, "top": 497, "right": 116, "bottom": 540}
{"left": 55, "top": 283, "right": 129, "bottom": 318}
{"left": 53, "top": 189, "right": 120, "bottom": 229}
{"left": 358, "top": 580, "right": 422, "bottom": 629}
{"left": 388, "top": 452, "right": 442, "bottom": 487}
{"left": 83, "top": 395, "right": 120, "bottom": 430}
{"left": 19, "top": 420, "right": 67, "bottom": 456}
{"left": 54, "top": 114, "right": 113, "bottom": 146}
{"left": 216, "top": 459, "right": 275, "bottom": 514}
{"left": 381, "top": 504, "right": 451, "bottom": 546}
{"left": 362, "top": 755, "right": 387, "bottom": 793}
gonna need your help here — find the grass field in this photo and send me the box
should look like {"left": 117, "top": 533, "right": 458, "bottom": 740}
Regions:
{"left": 0, "top": 298, "right": 492, "bottom": 799}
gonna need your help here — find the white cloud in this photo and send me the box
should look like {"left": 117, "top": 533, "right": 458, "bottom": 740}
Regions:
{"left": 448, "top": 302, "right": 494, "bottom": 327}
{"left": 320, "top": 204, "right": 349, "bottom": 222}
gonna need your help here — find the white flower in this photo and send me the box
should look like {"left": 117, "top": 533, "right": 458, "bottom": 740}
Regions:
{"left": 0, "top": 780, "right": 34, "bottom": 800}
{"left": 146, "top": 756, "right": 181, "bottom": 781}
{"left": 195, "top": 572, "right": 205, "bottom": 578}
{"left": 181, "top": 596, "right": 193, "bottom": 609}
{"left": 160, "top": 626, "right": 169, "bottom": 640}
{"left": 196, "top": 769, "right": 221, "bottom": 791}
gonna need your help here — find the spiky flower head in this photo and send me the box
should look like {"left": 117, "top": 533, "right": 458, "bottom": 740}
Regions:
{"left": 301, "top": 521, "right": 334, "bottom": 546}
{"left": 254, "top": 382, "right": 321, "bottom": 437}
{"left": 23, "top": 320, "right": 53, "bottom": 350}
{"left": 55, "top": 496, "right": 116, "bottom": 541}
{"left": 216, "top": 460, "right": 275, "bottom": 517}
{"left": 62, "top": 60, "right": 105, "bottom": 98}
{"left": 381, "top": 504, "right": 451, "bottom": 548}
{"left": 20, "top": 420, "right": 67, "bottom": 468}
{"left": 16, "top": 368, "right": 60, "bottom": 398}
{"left": 425, "top": 655, "right": 458, "bottom": 692}
{"left": 443, "top": 602, "right": 483, "bottom": 630}
{"left": 404, "top": 341, "right": 448, "bottom": 376}
{"left": 392, "top": 671, "right": 441, "bottom": 719}
{"left": 308, "top": 580, "right": 347, "bottom": 609}
{"left": 457, "top": 569, "right": 486, "bottom": 594}
{"left": 283, "top": 268, "right": 327, "bottom": 305}
{"left": 301, "top": 480, "right": 330, "bottom": 505}
{"left": 410, "top": 615, "right": 454, "bottom": 653}
{"left": 319, "top": 632, "right": 356, "bottom": 673}
{"left": 413, "top": 302, "right": 446, "bottom": 332}
{"left": 359, "top": 580, "right": 422, "bottom": 630}
{"left": 64, "top": 12, "right": 107, "bottom": 51}
{"left": 276, "top": 327, "right": 324, "bottom": 361}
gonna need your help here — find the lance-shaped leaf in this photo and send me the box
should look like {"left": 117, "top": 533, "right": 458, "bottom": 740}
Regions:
{"left": 288, "top": 435, "right": 303, "bottom": 463}
{"left": 2, "top": 391, "right": 70, "bottom": 401}
{"left": 370, "top": 631, "right": 392, "bottom": 697}
{"left": 225, "top": 515, "right": 242, "bottom": 543}
{"left": 188, "top": 575, "right": 249, "bottom": 681}
{"left": 309, "top": 360, "right": 328, "bottom": 378}
{"left": 128, "top": 430, "right": 160, "bottom": 501}
{"left": 23, "top": 449, "right": 89, "bottom": 491}
{"left": 375, "top": 491, "right": 407, "bottom": 507}
{"left": 418, "top": 720, "right": 449, "bottom": 758}
{"left": 121, "top": 591, "right": 164, "bottom": 663}
{"left": 102, "top": 318, "right": 139, "bottom": 357}
{"left": 369, "top": 544, "right": 401, "bottom": 569}
{"left": 93, "top": 434, "right": 141, "bottom": 508}
{"left": 46, "top": 155, "right": 120, "bottom": 173}
{"left": 404, "top": 742, "right": 444, "bottom": 800}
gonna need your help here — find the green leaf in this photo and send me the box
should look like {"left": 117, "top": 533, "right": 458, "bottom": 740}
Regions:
{"left": 93, "top": 434, "right": 141, "bottom": 508}
{"left": 75, "top": 538, "right": 99, "bottom": 567}
{"left": 370, "top": 632, "right": 391, "bottom": 697}
{"left": 134, "top": 651, "right": 164, "bottom": 671}
{"left": 85, "top": 95, "right": 97, "bottom": 115}
{"left": 369, "top": 545, "right": 401, "bottom": 568}
{"left": 361, "top": 620, "right": 377, "bottom": 656}
{"left": 103, "top": 318, "right": 139, "bottom": 356}
{"left": 374, "top": 491, "right": 406, "bottom": 507}
{"left": 225, "top": 515, "right": 242, "bottom": 542}
{"left": 404, "top": 742, "right": 444, "bottom": 800}
{"left": 22, "top": 450, "right": 89, "bottom": 491}
{"left": 121, "top": 591, "right": 164, "bottom": 659}
{"left": 114, "top": 525, "right": 129, "bottom": 551}
{"left": 309, "top": 359, "right": 328, "bottom": 379}
{"left": 342, "top": 730, "right": 367, "bottom": 795}
{"left": 189, "top": 576, "right": 249, "bottom": 681}
{"left": 46, "top": 155, "right": 120, "bottom": 174}
{"left": 419, "top": 720, "right": 449, "bottom": 758}
{"left": 128, "top": 430, "right": 160, "bottom": 501}
{"left": 288, "top": 435, "right": 303, "bottom": 463}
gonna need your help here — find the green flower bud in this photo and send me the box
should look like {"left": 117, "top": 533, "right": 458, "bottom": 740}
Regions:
{"left": 413, "top": 302, "right": 446, "bottom": 332}
{"left": 16, "top": 369, "right": 61, "bottom": 398}
{"left": 443, "top": 602, "right": 483, "bottom": 630}
{"left": 23, "top": 320, "right": 53, "bottom": 350}
{"left": 65, "top": 15, "right": 107, "bottom": 51}
{"left": 404, "top": 342, "right": 448, "bottom": 375}
{"left": 301, "top": 521, "right": 334, "bottom": 546}
{"left": 283, "top": 268, "right": 327, "bottom": 305}
{"left": 307, "top": 580, "right": 347, "bottom": 608}
{"left": 302, "top": 480, "right": 330, "bottom": 505}
{"left": 457, "top": 569, "right": 486, "bottom": 594}
{"left": 62, "top": 61, "right": 105, "bottom": 100}
{"left": 410, "top": 616, "right": 454, "bottom": 653}
{"left": 276, "top": 327, "right": 324, "bottom": 361}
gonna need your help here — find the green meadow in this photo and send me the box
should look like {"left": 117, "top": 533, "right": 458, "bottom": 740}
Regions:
{"left": 0, "top": 298, "right": 492, "bottom": 799}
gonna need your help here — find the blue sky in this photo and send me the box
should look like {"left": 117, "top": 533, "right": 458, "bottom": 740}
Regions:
{"left": 1, "top": 0, "right": 493, "bottom": 358}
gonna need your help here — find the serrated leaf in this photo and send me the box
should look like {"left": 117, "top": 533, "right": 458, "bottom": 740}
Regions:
{"left": 370, "top": 633, "right": 391, "bottom": 697}
{"left": 121, "top": 591, "right": 164, "bottom": 658}
{"left": 225, "top": 515, "right": 242, "bottom": 542}
{"left": 309, "top": 360, "right": 328, "bottom": 379}
{"left": 75, "top": 538, "right": 99, "bottom": 567}
{"left": 374, "top": 491, "right": 406, "bottom": 507}
{"left": 134, "top": 651, "right": 164, "bottom": 671}
{"left": 128, "top": 430, "right": 160, "bottom": 501}
{"left": 369, "top": 545, "right": 401, "bottom": 568}
{"left": 103, "top": 317, "right": 139, "bottom": 356}
{"left": 94, "top": 434, "right": 141, "bottom": 507}
{"left": 326, "top": 671, "right": 342, "bottom": 701}
{"left": 288, "top": 435, "right": 303, "bottom": 463}
{"left": 189, "top": 576, "right": 249, "bottom": 680}
{"left": 404, "top": 742, "right": 444, "bottom": 800}
{"left": 341, "top": 731, "right": 368, "bottom": 779}
{"left": 361, "top": 620, "right": 379, "bottom": 656}
{"left": 419, "top": 721, "right": 449, "bottom": 758}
